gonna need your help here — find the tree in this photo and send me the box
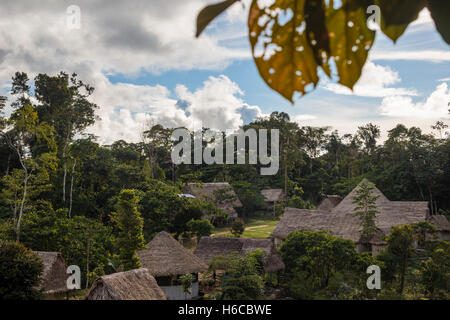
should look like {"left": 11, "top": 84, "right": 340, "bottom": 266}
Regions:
{"left": 352, "top": 180, "right": 380, "bottom": 250}
{"left": 385, "top": 224, "right": 415, "bottom": 294}
{"left": 220, "top": 253, "right": 265, "bottom": 300}
{"left": 34, "top": 72, "right": 99, "bottom": 205}
{"left": 230, "top": 218, "right": 245, "bottom": 238}
{"left": 187, "top": 219, "right": 214, "bottom": 239}
{"left": 196, "top": 0, "right": 449, "bottom": 103}
{"left": 418, "top": 241, "right": 450, "bottom": 298}
{"left": 180, "top": 273, "right": 195, "bottom": 299}
{"left": 111, "top": 189, "right": 146, "bottom": 271}
{"left": 279, "top": 230, "right": 359, "bottom": 298}
{"left": 0, "top": 240, "right": 43, "bottom": 300}
{"left": 19, "top": 205, "right": 113, "bottom": 286}
{"left": 2, "top": 102, "right": 57, "bottom": 240}
{"left": 356, "top": 123, "right": 380, "bottom": 156}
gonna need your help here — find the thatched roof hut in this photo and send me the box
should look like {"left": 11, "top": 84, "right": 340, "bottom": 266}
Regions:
{"left": 317, "top": 195, "right": 342, "bottom": 211}
{"left": 194, "top": 237, "right": 285, "bottom": 273}
{"left": 34, "top": 251, "right": 68, "bottom": 294}
{"left": 427, "top": 215, "right": 450, "bottom": 241}
{"left": 138, "top": 231, "right": 208, "bottom": 277}
{"left": 261, "top": 189, "right": 285, "bottom": 203}
{"left": 184, "top": 182, "right": 242, "bottom": 216}
{"left": 85, "top": 268, "right": 166, "bottom": 300}
{"left": 427, "top": 215, "right": 450, "bottom": 232}
{"left": 273, "top": 180, "right": 429, "bottom": 249}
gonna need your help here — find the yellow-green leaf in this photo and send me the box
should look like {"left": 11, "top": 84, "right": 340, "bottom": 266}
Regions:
{"left": 196, "top": 0, "right": 241, "bottom": 38}
{"left": 326, "top": 0, "right": 375, "bottom": 89}
{"left": 248, "top": 0, "right": 322, "bottom": 103}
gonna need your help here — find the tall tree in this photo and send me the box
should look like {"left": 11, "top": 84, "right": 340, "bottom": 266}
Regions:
{"left": 352, "top": 180, "right": 380, "bottom": 252}
{"left": 111, "top": 189, "right": 145, "bottom": 271}
{"left": 34, "top": 72, "right": 99, "bottom": 204}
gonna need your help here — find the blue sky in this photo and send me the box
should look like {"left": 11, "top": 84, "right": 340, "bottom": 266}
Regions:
{"left": 0, "top": 1, "right": 449, "bottom": 143}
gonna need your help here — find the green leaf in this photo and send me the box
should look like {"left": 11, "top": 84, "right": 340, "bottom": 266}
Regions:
{"left": 427, "top": 0, "right": 450, "bottom": 44}
{"left": 326, "top": 0, "right": 375, "bottom": 89}
{"left": 196, "top": 0, "right": 241, "bottom": 38}
{"left": 376, "top": 0, "right": 426, "bottom": 43}
{"left": 248, "top": 0, "right": 322, "bottom": 103}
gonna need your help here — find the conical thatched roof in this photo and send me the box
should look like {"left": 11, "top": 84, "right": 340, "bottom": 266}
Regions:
{"left": 85, "top": 268, "right": 166, "bottom": 300}
{"left": 34, "top": 251, "right": 68, "bottom": 294}
{"left": 261, "top": 189, "right": 285, "bottom": 203}
{"left": 331, "top": 179, "right": 390, "bottom": 213}
{"left": 317, "top": 195, "right": 342, "bottom": 211}
{"left": 138, "top": 231, "right": 208, "bottom": 277}
{"left": 273, "top": 180, "right": 429, "bottom": 244}
{"left": 427, "top": 215, "right": 450, "bottom": 232}
{"left": 184, "top": 182, "right": 242, "bottom": 215}
{"left": 194, "top": 237, "right": 285, "bottom": 273}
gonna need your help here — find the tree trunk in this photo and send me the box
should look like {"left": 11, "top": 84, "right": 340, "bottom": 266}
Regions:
{"left": 16, "top": 171, "right": 29, "bottom": 241}
{"left": 62, "top": 128, "right": 71, "bottom": 203}
{"left": 5, "top": 153, "right": 10, "bottom": 176}
{"left": 86, "top": 235, "right": 90, "bottom": 289}
{"left": 68, "top": 159, "right": 77, "bottom": 219}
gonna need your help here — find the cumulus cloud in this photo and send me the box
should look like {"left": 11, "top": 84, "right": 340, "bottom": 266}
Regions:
{"left": 0, "top": 0, "right": 256, "bottom": 143}
{"left": 322, "top": 62, "right": 418, "bottom": 98}
{"left": 379, "top": 82, "right": 450, "bottom": 119}
{"left": 86, "top": 75, "right": 262, "bottom": 143}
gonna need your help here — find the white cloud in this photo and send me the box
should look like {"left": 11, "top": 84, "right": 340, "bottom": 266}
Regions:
{"left": 379, "top": 83, "right": 450, "bottom": 119}
{"left": 322, "top": 62, "right": 418, "bottom": 98}
{"left": 86, "top": 75, "right": 262, "bottom": 144}
{"left": 0, "top": 1, "right": 256, "bottom": 143}
{"left": 292, "top": 114, "right": 317, "bottom": 122}
{"left": 371, "top": 50, "right": 450, "bottom": 63}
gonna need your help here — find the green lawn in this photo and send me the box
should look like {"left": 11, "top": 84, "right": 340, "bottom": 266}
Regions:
{"left": 212, "top": 217, "right": 279, "bottom": 239}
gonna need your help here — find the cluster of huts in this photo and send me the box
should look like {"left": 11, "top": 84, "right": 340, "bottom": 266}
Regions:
{"left": 273, "top": 179, "right": 450, "bottom": 254}
{"left": 34, "top": 180, "right": 449, "bottom": 300}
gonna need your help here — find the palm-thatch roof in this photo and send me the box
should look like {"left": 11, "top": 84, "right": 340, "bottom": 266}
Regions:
{"left": 261, "top": 189, "right": 285, "bottom": 203}
{"left": 138, "top": 231, "right": 208, "bottom": 277}
{"left": 427, "top": 215, "right": 450, "bottom": 232}
{"left": 317, "top": 195, "right": 342, "bottom": 211}
{"left": 85, "top": 268, "right": 166, "bottom": 300}
{"left": 184, "top": 182, "right": 242, "bottom": 215}
{"left": 273, "top": 180, "right": 429, "bottom": 245}
{"left": 34, "top": 251, "right": 68, "bottom": 294}
{"left": 194, "top": 237, "right": 285, "bottom": 273}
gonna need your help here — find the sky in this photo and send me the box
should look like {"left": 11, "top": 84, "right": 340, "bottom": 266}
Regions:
{"left": 0, "top": 0, "right": 449, "bottom": 144}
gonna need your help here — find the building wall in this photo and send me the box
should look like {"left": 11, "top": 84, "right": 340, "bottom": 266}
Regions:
{"left": 274, "top": 237, "right": 283, "bottom": 248}
{"left": 160, "top": 281, "right": 199, "bottom": 300}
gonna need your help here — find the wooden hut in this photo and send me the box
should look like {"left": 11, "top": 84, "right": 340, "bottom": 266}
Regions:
{"left": 317, "top": 195, "right": 342, "bottom": 211}
{"left": 194, "top": 237, "right": 285, "bottom": 273}
{"left": 184, "top": 182, "right": 242, "bottom": 218}
{"left": 85, "top": 268, "right": 166, "bottom": 300}
{"left": 261, "top": 189, "right": 285, "bottom": 205}
{"left": 138, "top": 231, "right": 208, "bottom": 300}
{"left": 272, "top": 180, "right": 429, "bottom": 255}
{"left": 34, "top": 251, "right": 68, "bottom": 296}
{"left": 427, "top": 215, "right": 450, "bottom": 241}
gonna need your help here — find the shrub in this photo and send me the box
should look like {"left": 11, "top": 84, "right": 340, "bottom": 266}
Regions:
{"left": 0, "top": 240, "right": 43, "bottom": 300}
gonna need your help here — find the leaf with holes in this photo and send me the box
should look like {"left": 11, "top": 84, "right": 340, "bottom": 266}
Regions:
{"left": 326, "top": 0, "right": 375, "bottom": 89}
{"left": 248, "top": 0, "right": 327, "bottom": 103}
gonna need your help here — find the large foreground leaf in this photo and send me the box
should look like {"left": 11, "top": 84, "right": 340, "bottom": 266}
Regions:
{"left": 427, "top": 0, "right": 450, "bottom": 44}
{"left": 375, "top": 0, "right": 426, "bottom": 42}
{"left": 196, "top": 0, "right": 241, "bottom": 37}
{"left": 326, "top": 0, "right": 375, "bottom": 89}
{"left": 248, "top": 0, "right": 323, "bottom": 103}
